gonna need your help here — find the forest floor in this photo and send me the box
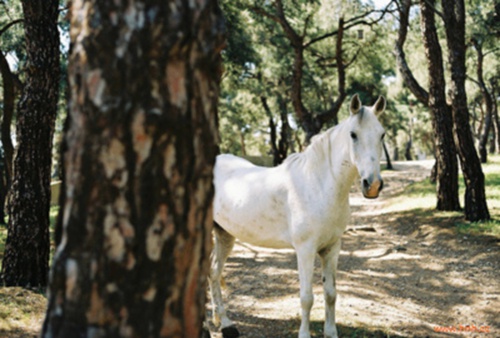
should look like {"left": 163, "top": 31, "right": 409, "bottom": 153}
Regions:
{"left": 0, "top": 160, "right": 498, "bottom": 338}
{"left": 207, "top": 160, "right": 499, "bottom": 338}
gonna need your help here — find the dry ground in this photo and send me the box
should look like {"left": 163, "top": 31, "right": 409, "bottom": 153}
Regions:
{"left": 0, "top": 161, "right": 497, "bottom": 338}
{"left": 207, "top": 161, "right": 499, "bottom": 338}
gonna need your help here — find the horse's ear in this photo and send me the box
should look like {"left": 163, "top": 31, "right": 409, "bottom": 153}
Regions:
{"left": 350, "top": 94, "right": 362, "bottom": 115}
{"left": 373, "top": 96, "right": 386, "bottom": 116}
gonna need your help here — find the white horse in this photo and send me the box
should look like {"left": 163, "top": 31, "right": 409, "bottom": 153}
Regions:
{"left": 209, "top": 94, "right": 386, "bottom": 338}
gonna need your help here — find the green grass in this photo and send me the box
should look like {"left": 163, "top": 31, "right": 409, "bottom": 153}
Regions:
{"left": 389, "top": 155, "right": 500, "bottom": 237}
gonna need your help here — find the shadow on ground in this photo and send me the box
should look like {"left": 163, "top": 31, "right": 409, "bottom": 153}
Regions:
{"left": 208, "top": 162, "right": 499, "bottom": 338}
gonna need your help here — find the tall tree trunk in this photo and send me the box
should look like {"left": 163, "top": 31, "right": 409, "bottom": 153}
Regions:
{"left": 0, "top": 0, "right": 60, "bottom": 287}
{"left": 396, "top": 0, "right": 460, "bottom": 211}
{"left": 42, "top": 1, "right": 224, "bottom": 337}
{"left": 442, "top": 0, "right": 490, "bottom": 221}
{"left": 419, "top": 0, "right": 460, "bottom": 211}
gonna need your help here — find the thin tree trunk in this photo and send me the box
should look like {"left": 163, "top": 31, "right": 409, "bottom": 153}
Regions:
{"left": 382, "top": 142, "right": 393, "bottom": 170}
{"left": 42, "top": 1, "right": 224, "bottom": 337}
{"left": 0, "top": 150, "right": 6, "bottom": 224}
{"left": 277, "top": 94, "right": 289, "bottom": 164}
{"left": 0, "top": 19, "right": 24, "bottom": 181}
{"left": 491, "top": 81, "right": 500, "bottom": 153}
{"left": 405, "top": 138, "right": 413, "bottom": 160}
{"left": 261, "top": 96, "right": 280, "bottom": 165}
{"left": 0, "top": 51, "right": 15, "bottom": 181}
{"left": 471, "top": 39, "right": 494, "bottom": 163}
{"left": 262, "top": 95, "right": 288, "bottom": 166}
{"left": 442, "top": 0, "right": 490, "bottom": 221}
{"left": 1, "top": 0, "right": 60, "bottom": 288}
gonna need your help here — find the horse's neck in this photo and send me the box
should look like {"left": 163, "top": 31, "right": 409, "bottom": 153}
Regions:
{"left": 306, "top": 125, "right": 358, "bottom": 200}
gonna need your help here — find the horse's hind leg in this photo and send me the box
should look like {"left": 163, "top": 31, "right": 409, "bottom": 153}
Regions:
{"left": 208, "top": 222, "right": 239, "bottom": 338}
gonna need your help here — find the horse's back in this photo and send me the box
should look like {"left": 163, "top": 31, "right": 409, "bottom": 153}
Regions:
{"left": 213, "top": 154, "right": 292, "bottom": 248}
{"left": 215, "top": 154, "right": 260, "bottom": 173}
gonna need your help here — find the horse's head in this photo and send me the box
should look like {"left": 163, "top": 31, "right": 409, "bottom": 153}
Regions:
{"left": 347, "top": 94, "right": 386, "bottom": 199}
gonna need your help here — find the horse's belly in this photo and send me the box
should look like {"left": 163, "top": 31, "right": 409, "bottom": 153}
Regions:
{"left": 214, "top": 207, "right": 293, "bottom": 249}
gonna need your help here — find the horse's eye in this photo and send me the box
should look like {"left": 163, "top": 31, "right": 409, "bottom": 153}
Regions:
{"left": 350, "top": 132, "right": 357, "bottom": 140}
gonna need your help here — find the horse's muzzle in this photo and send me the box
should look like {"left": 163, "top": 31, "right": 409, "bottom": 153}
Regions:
{"left": 362, "top": 177, "right": 383, "bottom": 199}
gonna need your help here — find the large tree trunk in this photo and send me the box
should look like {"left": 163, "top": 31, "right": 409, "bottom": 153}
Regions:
{"left": 442, "top": 0, "right": 490, "bottom": 221}
{"left": 42, "top": 1, "right": 224, "bottom": 337}
{"left": 419, "top": 0, "right": 460, "bottom": 211}
{"left": 0, "top": 0, "right": 60, "bottom": 287}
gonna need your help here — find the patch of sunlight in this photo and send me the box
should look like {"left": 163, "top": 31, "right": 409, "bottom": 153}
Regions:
{"left": 350, "top": 247, "right": 389, "bottom": 258}
{"left": 383, "top": 195, "right": 436, "bottom": 214}
{"left": 373, "top": 252, "right": 422, "bottom": 261}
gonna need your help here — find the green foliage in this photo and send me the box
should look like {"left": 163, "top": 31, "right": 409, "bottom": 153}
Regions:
{"left": 219, "top": 0, "right": 400, "bottom": 156}
{"left": 0, "top": 1, "right": 25, "bottom": 69}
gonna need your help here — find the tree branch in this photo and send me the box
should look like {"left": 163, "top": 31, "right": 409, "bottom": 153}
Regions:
{"left": 394, "top": 0, "right": 429, "bottom": 104}
{"left": 0, "top": 19, "right": 23, "bottom": 38}
{"left": 422, "top": 0, "right": 444, "bottom": 20}
{"left": 305, "top": 0, "right": 397, "bottom": 48}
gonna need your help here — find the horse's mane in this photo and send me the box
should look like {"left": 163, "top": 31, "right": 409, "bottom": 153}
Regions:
{"left": 282, "top": 122, "right": 347, "bottom": 171}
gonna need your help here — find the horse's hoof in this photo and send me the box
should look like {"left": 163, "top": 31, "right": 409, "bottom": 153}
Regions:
{"left": 221, "top": 325, "right": 240, "bottom": 338}
{"left": 201, "top": 327, "right": 211, "bottom": 338}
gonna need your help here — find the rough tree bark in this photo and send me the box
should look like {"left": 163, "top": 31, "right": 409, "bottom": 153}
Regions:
{"left": 419, "top": 0, "right": 460, "bottom": 211}
{"left": 0, "top": 0, "right": 60, "bottom": 287}
{"left": 42, "top": 1, "right": 224, "bottom": 337}
{"left": 442, "top": 0, "right": 490, "bottom": 221}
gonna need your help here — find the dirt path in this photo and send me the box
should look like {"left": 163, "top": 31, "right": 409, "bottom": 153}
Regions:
{"left": 208, "top": 161, "right": 499, "bottom": 337}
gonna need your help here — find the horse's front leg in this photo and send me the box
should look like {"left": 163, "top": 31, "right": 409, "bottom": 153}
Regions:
{"left": 319, "top": 240, "right": 341, "bottom": 338}
{"left": 296, "top": 245, "right": 316, "bottom": 338}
